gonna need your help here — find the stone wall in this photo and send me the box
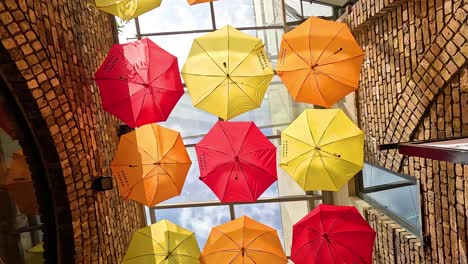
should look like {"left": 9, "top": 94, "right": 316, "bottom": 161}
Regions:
{"left": 346, "top": 0, "right": 467, "bottom": 262}
{"left": 0, "top": 0, "right": 145, "bottom": 263}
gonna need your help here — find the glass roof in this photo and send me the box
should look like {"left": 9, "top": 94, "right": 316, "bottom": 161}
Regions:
{"left": 118, "top": 0, "right": 335, "bottom": 255}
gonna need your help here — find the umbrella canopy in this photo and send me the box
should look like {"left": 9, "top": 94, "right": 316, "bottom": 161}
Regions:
{"left": 6, "top": 151, "right": 39, "bottom": 215}
{"left": 196, "top": 121, "right": 277, "bottom": 202}
{"left": 291, "top": 204, "right": 376, "bottom": 264}
{"left": 280, "top": 109, "right": 364, "bottom": 191}
{"left": 181, "top": 25, "right": 274, "bottom": 120}
{"left": 276, "top": 17, "right": 364, "bottom": 108}
{"left": 111, "top": 124, "right": 191, "bottom": 206}
{"left": 123, "top": 220, "right": 201, "bottom": 263}
{"left": 201, "top": 216, "right": 287, "bottom": 264}
{"left": 92, "top": 0, "right": 162, "bottom": 21}
{"left": 26, "top": 242, "right": 44, "bottom": 264}
{"left": 94, "top": 38, "right": 184, "bottom": 128}
{"left": 187, "top": 0, "right": 216, "bottom": 5}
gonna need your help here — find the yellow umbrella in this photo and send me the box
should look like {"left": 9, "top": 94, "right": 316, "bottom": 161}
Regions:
{"left": 91, "top": 0, "right": 162, "bottom": 21}
{"left": 181, "top": 25, "right": 274, "bottom": 120}
{"left": 122, "top": 220, "right": 201, "bottom": 263}
{"left": 26, "top": 242, "right": 44, "bottom": 264}
{"left": 111, "top": 124, "right": 191, "bottom": 207}
{"left": 280, "top": 109, "right": 364, "bottom": 191}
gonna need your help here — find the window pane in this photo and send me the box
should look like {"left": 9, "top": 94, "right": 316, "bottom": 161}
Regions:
{"left": 148, "top": 33, "right": 205, "bottom": 71}
{"left": 362, "top": 163, "right": 410, "bottom": 187}
{"left": 155, "top": 206, "right": 231, "bottom": 248}
{"left": 161, "top": 148, "right": 219, "bottom": 204}
{"left": 214, "top": 0, "right": 284, "bottom": 28}
{"left": 138, "top": 0, "right": 213, "bottom": 34}
{"left": 285, "top": 0, "right": 333, "bottom": 22}
{"left": 234, "top": 203, "right": 285, "bottom": 248}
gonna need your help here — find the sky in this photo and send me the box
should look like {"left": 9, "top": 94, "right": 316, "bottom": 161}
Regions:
{"left": 118, "top": 0, "right": 333, "bottom": 250}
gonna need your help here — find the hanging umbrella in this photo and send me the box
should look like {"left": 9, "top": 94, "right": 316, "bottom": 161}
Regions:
{"left": 291, "top": 204, "right": 376, "bottom": 264}
{"left": 276, "top": 17, "right": 365, "bottom": 108}
{"left": 6, "top": 150, "right": 39, "bottom": 215}
{"left": 201, "top": 216, "right": 287, "bottom": 264}
{"left": 94, "top": 38, "right": 184, "bottom": 128}
{"left": 123, "top": 219, "right": 201, "bottom": 263}
{"left": 111, "top": 124, "right": 191, "bottom": 206}
{"left": 91, "top": 0, "right": 162, "bottom": 21}
{"left": 280, "top": 109, "right": 364, "bottom": 191}
{"left": 196, "top": 121, "right": 277, "bottom": 202}
{"left": 181, "top": 25, "right": 274, "bottom": 120}
{"left": 187, "top": 0, "right": 216, "bottom": 5}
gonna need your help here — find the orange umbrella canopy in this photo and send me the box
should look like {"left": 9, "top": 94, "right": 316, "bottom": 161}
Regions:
{"left": 276, "top": 17, "right": 365, "bottom": 108}
{"left": 111, "top": 124, "right": 191, "bottom": 207}
{"left": 6, "top": 151, "right": 39, "bottom": 215}
{"left": 187, "top": 0, "right": 216, "bottom": 5}
{"left": 200, "top": 216, "right": 287, "bottom": 264}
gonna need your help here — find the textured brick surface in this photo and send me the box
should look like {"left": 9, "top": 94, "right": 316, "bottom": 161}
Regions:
{"left": 0, "top": 1, "right": 144, "bottom": 263}
{"left": 347, "top": 0, "right": 468, "bottom": 263}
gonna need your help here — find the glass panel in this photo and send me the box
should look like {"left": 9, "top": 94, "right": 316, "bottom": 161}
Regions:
{"left": 280, "top": 201, "right": 309, "bottom": 256}
{"left": 148, "top": 33, "right": 205, "bottom": 71}
{"left": 159, "top": 92, "right": 218, "bottom": 142}
{"left": 117, "top": 18, "right": 137, "bottom": 43}
{"left": 155, "top": 206, "right": 231, "bottom": 248}
{"left": 234, "top": 203, "right": 285, "bottom": 248}
{"left": 362, "top": 163, "right": 410, "bottom": 187}
{"left": 138, "top": 0, "right": 213, "bottom": 33}
{"left": 214, "top": 0, "right": 283, "bottom": 28}
{"left": 368, "top": 185, "right": 421, "bottom": 228}
{"left": 239, "top": 28, "right": 283, "bottom": 67}
{"left": 301, "top": 2, "right": 333, "bottom": 17}
{"left": 161, "top": 148, "right": 219, "bottom": 204}
{"left": 285, "top": 0, "right": 333, "bottom": 22}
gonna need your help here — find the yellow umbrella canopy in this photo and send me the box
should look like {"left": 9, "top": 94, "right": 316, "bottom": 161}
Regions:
{"left": 200, "top": 216, "right": 287, "bottom": 264}
{"left": 280, "top": 109, "right": 364, "bottom": 191}
{"left": 92, "top": 0, "right": 162, "bottom": 21}
{"left": 123, "top": 220, "right": 201, "bottom": 263}
{"left": 181, "top": 25, "right": 274, "bottom": 120}
{"left": 111, "top": 124, "right": 192, "bottom": 207}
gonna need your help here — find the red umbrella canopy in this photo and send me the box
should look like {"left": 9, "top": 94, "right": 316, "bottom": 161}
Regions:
{"left": 196, "top": 121, "right": 277, "bottom": 202}
{"left": 292, "top": 204, "right": 376, "bottom": 264}
{"left": 94, "top": 38, "right": 184, "bottom": 128}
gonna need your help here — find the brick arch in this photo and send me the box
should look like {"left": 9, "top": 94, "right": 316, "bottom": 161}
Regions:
{"left": 0, "top": 38, "right": 74, "bottom": 262}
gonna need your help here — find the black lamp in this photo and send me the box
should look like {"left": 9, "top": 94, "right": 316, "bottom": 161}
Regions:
{"left": 91, "top": 177, "right": 113, "bottom": 191}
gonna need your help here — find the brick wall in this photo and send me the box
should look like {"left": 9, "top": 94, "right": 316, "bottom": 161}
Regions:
{"left": 346, "top": 0, "right": 467, "bottom": 262}
{"left": 0, "top": 0, "right": 145, "bottom": 263}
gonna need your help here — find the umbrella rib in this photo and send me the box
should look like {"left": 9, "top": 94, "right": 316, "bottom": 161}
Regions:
{"left": 196, "top": 145, "right": 235, "bottom": 157}
{"left": 302, "top": 152, "right": 315, "bottom": 189}
{"left": 315, "top": 111, "right": 340, "bottom": 146}
{"left": 237, "top": 162, "right": 256, "bottom": 201}
{"left": 305, "top": 111, "right": 318, "bottom": 146}
{"left": 228, "top": 252, "right": 242, "bottom": 264}
{"left": 220, "top": 162, "right": 237, "bottom": 202}
{"left": 329, "top": 230, "right": 376, "bottom": 236}
{"left": 120, "top": 135, "right": 159, "bottom": 161}
{"left": 314, "top": 68, "right": 359, "bottom": 91}
{"left": 309, "top": 18, "right": 313, "bottom": 64}
{"left": 200, "top": 249, "right": 240, "bottom": 257}
{"left": 274, "top": 67, "right": 310, "bottom": 73}
{"left": 281, "top": 36, "right": 311, "bottom": 66}
{"left": 231, "top": 81, "right": 261, "bottom": 107}
{"left": 218, "top": 124, "right": 237, "bottom": 154}
{"left": 291, "top": 68, "right": 312, "bottom": 99}
{"left": 135, "top": 230, "right": 169, "bottom": 254}
{"left": 182, "top": 72, "right": 226, "bottom": 77}
{"left": 330, "top": 239, "right": 369, "bottom": 264}
{"left": 149, "top": 91, "right": 167, "bottom": 118}
{"left": 293, "top": 236, "right": 324, "bottom": 258}
{"left": 147, "top": 57, "right": 178, "bottom": 85}
{"left": 246, "top": 249, "right": 287, "bottom": 261}
{"left": 282, "top": 132, "right": 313, "bottom": 148}
{"left": 320, "top": 153, "right": 363, "bottom": 169}
{"left": 229, "top": 73, "right": 275, "bottom": 77}
{"left": 318, "top": 154, "right": 339, "bottom": 190}
{"left": 319, "top": 134, "right": 363, "bottom": 148}
{"left": 239, "top": 157, "right": 276, "bottom": 182}
{"left": 244, "top": 230, "right": 273, "bottom": 248}
{"left": 326, "top": 240, "right": 338, "bottom": 264}
{"left": 239, "top": 146, "right": 276, "bottom": 157}
{"left": 115, "top": 47, "right": 147, "bottom": 84}
{"left": 214, "top": 228, "right": 243, "bottom": 249}
{"left": 228, "top": 40, "right": 262, "bottom": 75}
{"left": 199, "top": 160, "right": 234, "bottom": 180}
{"left": 311, "top": 25, "right": 345, "bottom": 66}
{"left": 193, "top": 77, "right": 228, "bottom": 106}
{"left": 168, "top": 233, "right": 195, "bottom": 254}
{"left": 324, "top": 207, "right": 354, "bottom": 234}
{"left": 134, "top": 90, "right": 149, "bottom": 125}
{"left": 149, "top": 173, "right": 161, "bottom": 213}
{"left": 158, "top": 135, "right": 182, "bottom": 163}
{"left": 121, "top": 253, "right": 167, "bottom": 262}
{"left": 294, "top": 225, "right": 322, "bottom": 235}
{"left": 311, "top": 69, "right": 328, "bottom": 107}
{"left": 314, "top": 53, "right": 365, "bottom": 68}
{"left": 193, "top": 39, "right": 227, "bottom": 74}
{"left": 313, "top": 240, "right": 325, "bottom": 264}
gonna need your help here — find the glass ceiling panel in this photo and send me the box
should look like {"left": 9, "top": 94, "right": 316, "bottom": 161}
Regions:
{"left": 138, "top": 0, "right": 213, "bottom": 33}
{"left": 155, "top": 206, "right": 231, "bottom": 248}
{"left": 214, "top": 0, "right": 281, "bottom": 28}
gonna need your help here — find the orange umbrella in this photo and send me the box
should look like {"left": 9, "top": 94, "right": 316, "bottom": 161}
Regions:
{"left": 200, "top": 216, "right": 287, "bottom": 264}
{"left": 111, "top": 124, "right": 191, "bottom": 207}
{"left": 276, "top": 17, "right": 365, "bottom": 108}
{"left": 6, "top": 150, "right": 39, "bottom": 215}
{"left": 187, "top": 0, "right": 216, "bottom": 5}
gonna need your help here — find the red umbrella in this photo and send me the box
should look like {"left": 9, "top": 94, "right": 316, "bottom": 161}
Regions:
{"left": 292, "top": 204, "right": 376, "bottom": 264}
{"left": 94, "top": 38, "right": 184, "bottom": 128}
{"left": 196, "top": 121, "right": 277, "bottom": 202}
